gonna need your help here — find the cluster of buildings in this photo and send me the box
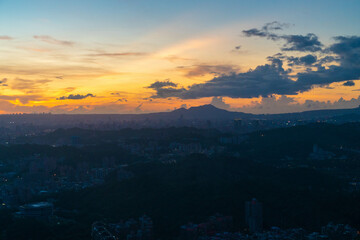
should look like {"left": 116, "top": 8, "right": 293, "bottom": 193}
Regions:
{"left": 308, "top": 144, "right": 336, "bottom": 161}
{"left": 0, "top": 155, "right": 133, "bottom": 207}
{"left": 245, "top": 198, "right": 263, "bottom": 233}
{"left": 180, "top": 214, "right": 233, "bottom": 240}
{"left": 180, "top": 199, "right": 359, "bottom": 240}
{"left": 196, "top": 223, "right": 358, "bottom": 240}
{"left": 92, "top": 215, "right": 153, "bottom": 240}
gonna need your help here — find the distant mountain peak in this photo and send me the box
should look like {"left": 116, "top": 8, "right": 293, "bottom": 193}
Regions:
{"left": 169, "top": 104, "right": 250, "bottom": 120}
{"left": 173, "top": 104, "right": 226, "bottom": 112}
{"left": 189, "top": 104, "right": 221, "bottom": 110}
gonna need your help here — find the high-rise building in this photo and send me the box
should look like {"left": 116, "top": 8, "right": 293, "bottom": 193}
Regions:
{"left": 245, "top": 198, "right": 263, "bottom": 233}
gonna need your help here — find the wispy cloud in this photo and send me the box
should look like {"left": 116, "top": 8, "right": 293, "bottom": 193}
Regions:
{"left": 33, "top": 35, "right": 74, "bottom": 46}
{"left": 177, "top": 64, "right": 239, "bottom": 77}
{"left": 0, "top": 35, "right": 13, "bottom": 40}
{"left": 88, "top": 52, "right": 148, "bottom": 58}
{"left": 10, "top": 78, "right": 52, "bottom": 93}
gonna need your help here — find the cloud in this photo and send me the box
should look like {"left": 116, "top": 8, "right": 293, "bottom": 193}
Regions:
{"left": 329, "top": 36, "right": 360, "bottom": 67}
{"left": 10, "top": 78, "right": 52, "bottom": 93}
{"left": 343, "top": 80, "right": 355, "bottom": 86}
{"left": 149, "top": 60, "right": 296, "bottom": 99}
{"left": 146, "top": 80, "right": 185, "bottom": 98}
{"left": 0, "top": 36, "right": 13, "bottom": 40}
{"left": 163, "top": 55, "right": 195, "bottom": 63}
{"left": 243, "top": 22, "right": 323, "bottom": 52}
{"left": 242, "top": 21, "right": 288, "bottom": 40}
{"left": 287, "top": 54, "right": 317, "bottom": 66}
{"left": 177, "top": 64, "right": 239, "bottom": 77}
{"left": 0, "top": 78, "right": 8, "bottom": 86}
{"left": 88, "top": 52, "right": 147, "bottom": 57}
{"left": 236, "top": 95, "right": 360, "bottom": 114}
{"left": 148, "top": 35, "right": 360, "bottom": 99}
{"left": 281, "top": 34, "right": 323, "bottom": 52}
{"left": 210, "top": 97, "right": 230, "bottom": 110}
{"left": 294, "top": 36, "right": 360, "bottom": 90}
{"left": 33, "top": 35, "right": 74, "bottom": 46}
{"left": 117, "top": 98, "right": 128, "bottom": 102}
{"left": 147, "top": 80, "right": 178, "bottom": 89}
{"left": 57, "top": 93, "right": 95, "bottom": 100}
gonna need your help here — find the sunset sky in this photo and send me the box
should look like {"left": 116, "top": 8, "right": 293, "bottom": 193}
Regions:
{"left": 1, "top": 0, "right": 360, "bottom": 114}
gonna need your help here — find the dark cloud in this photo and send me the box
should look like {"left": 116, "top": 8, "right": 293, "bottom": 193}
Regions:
{"left": 294, "top": 36, "right": 360, "bottom": 89}
{"left": 147, "top": 80, "right": 178, "bottom": 89}
{"left": 0, "top": 36, "right": 13, "bottom": 40}
{"left": 343, "top": 80, "right": 355, "bottom": 86}
{"left": 150, "top": 61, "right": 296, "bottom": 99}
{"left": 231, "top": 45, "right": 243, "bottom": 54}
{"left": 243, "top": 22, "right": 323, "bottom": 52}
{"left": 242, "top": 21, "right": 287, "bottom": 40}
{"left": 0, "top": 78, "right": 8, "bottom": 86}
{"left": 281, "top": 34, "right": 323, "bottom": 52}
{"left": 329, "top": 36, "right": 360, "bottom": 66}
{"left": 287, "top": 54, "right": 317, "bottom": 66}
{"left": 110, "top": 92, "right": 128, "bottom": 96}
{"left": 146, "top": 80, "right": 185, "bottom": 99}
{"left": 33, "top": 35, "right": 74, "bottom": 46}
{"left": 57, "top": 93, "right": 95, "bottom": 100}
{"left": 117, "top": 98, "right": 128, "bottom": 102}
{"left": 149, "top": 35, "right": 360, "bottom": 99}
{"left": 317, "top": 55, "right": 339, "bottom": 65}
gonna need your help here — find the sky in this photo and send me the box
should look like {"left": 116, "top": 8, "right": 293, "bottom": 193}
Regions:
{"left": 0, "top": 0, "right": 360, "bottom": 114}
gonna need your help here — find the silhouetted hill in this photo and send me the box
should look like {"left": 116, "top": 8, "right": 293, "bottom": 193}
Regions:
{"left": 263, "top": 106, "right": 360, "bottom": 120}
{"left": 157, "top": 104, "right": 253, "bottom": 120}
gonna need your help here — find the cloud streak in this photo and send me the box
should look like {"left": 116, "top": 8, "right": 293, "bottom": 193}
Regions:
{"left": 177, "top": 64, "right": 239, "bottom": 77}
{"left": 88, "top": 52, "right": 148, "bottom": 57}
{"left": 0, "top": 35, "right": 13, "bottom": 40}
{"left": 33, "top": 35, "right": 74, "bottom": 46}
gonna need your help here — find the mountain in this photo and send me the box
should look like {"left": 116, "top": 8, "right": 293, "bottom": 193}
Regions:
{"left": 147, "top": 104, "right": 254, "bottom": 120}
{"left": 157, "top": 104, "right": 360, "bottom": 121}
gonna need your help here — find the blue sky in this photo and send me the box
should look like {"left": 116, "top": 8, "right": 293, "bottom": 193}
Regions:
{"left": 1, "top": 0, "right": 359, "bottom": 41}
